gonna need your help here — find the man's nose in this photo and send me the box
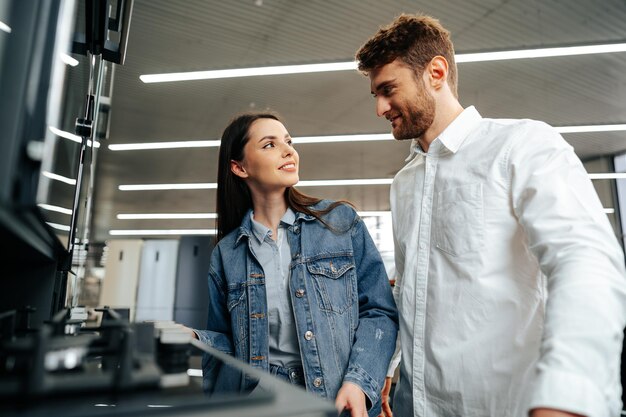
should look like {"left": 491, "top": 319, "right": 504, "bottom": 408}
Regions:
{"left": 376, "top": 97, "right": 391, "bottom": 118}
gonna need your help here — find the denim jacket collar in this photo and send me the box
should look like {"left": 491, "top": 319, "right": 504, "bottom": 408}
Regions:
{"left": 234, "top": 206, "right": 317, "bottom": 247}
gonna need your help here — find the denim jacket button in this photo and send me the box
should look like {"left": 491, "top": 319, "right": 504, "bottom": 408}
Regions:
{"left": 295, "top": 289, "right": 305, "bottom": 298}
{"left": 304, "top": 330, "right": 313, "bottom": 340}
{"left": 313, "top": 377, "right": 323, "bottom": 387}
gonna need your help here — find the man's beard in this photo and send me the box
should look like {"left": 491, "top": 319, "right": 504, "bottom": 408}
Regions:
{"left": 392, "top": 90, "right": 436, "bottom": 141}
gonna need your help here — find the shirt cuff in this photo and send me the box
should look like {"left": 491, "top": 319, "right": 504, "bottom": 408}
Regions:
{"left": 528, "top": 369, "right": 609, "bottom": 417}
{"left": 343, "top": 364, "right": 381, "bottom": 410}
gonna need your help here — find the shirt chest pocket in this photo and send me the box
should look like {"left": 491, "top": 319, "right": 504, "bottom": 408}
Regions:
{"left": 307, "top": 256, "right": 356, "bottom": 314}
{"left": 434, "top": 182, "right": 485, "bottom": 257}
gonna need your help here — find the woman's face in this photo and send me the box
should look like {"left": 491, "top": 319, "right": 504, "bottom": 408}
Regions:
{"left": 231, "top": 118, "right": 299, "bottom": 194}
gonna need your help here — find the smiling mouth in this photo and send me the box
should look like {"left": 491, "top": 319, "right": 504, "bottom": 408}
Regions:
{"left": 279, "top": 163, "right": 296, "bottom": 170}
{"left": 389, "top": 115, "right": 401, "bottom": 127}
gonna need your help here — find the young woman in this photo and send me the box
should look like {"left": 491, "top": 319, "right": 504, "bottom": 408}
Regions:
{"left": 193, "top": 112, "right": 398, "bottom": 417}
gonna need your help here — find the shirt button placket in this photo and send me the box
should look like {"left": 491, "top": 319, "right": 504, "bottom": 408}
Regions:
{"left": 413, "top": 154, "right": 437, "bottom": 416}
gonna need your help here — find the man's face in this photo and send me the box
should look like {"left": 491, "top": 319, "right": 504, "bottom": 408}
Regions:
{"left": 369, "top": 59, "right": 436, "bottom": 140}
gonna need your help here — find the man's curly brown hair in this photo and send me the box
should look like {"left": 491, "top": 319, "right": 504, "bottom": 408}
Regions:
{"left": 356, "top": 14, "right": 458, "bottom": 98}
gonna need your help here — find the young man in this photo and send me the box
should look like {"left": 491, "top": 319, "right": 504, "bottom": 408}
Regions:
{"left": 356, "top": 14, "right": 626, "bottom": 417}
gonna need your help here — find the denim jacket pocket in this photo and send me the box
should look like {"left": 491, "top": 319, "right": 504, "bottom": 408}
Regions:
{"left": 226, "top": 283, "right": 247, "bottom": 345}
{"left": 434, "top": 182, "right": 485, "bottom": 257}
{"left": 307, "top": 255, "right": 356, "bottom": 314}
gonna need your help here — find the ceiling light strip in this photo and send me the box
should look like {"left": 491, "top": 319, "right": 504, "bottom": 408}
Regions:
{"left": 140, "top": 61, "right": 357, "bottom": 83}
{"left": 49, "top": 126, "right": 100, "bottom": 148}
{"left": 555, "top": 124, "right": 626, "bottom": 134}
{"left": 298, "top": 179, "right": 394, "bottom": 186}
{"left": 42, "top": 171, "right": 76, "bottom": 185}
{"left": 39, "top": 203, "right": 73, "bottom": 215}
{"left": 588, "top": 173, "right": 626, "bottom": 179}
{"left": 117, "top": 213, "right": 217, "bottom": 219}
{"left": 456, "top": 43, "right": 626, "bottom": 63}
{"left": 116, "top": 211, "right": 390, "bottom": 220}
{"left": 109, "top": 229, "right": 217, "bottom": 236}
{"left": 0, "top": 21, "right": 10, "bottom": 33}
{"left": 47, "top": 222, "right": 71, "bottom": 232}
{"left": 140, "top": 42, "right": 626, "bottom": 83}
{"left": 119, "top": 183, "right": 217, "bottom": 191}
{"left": 109, "top": 140, "right": 220, "bottom": 151}
{"left": 118, "top": 174, "right": 625, "bottom": 191}
{"left": 118, "top": 179, "right": 393, "bottom": 191}
{"left": 108, "top": 124, "right": 626, "bottom": 152}
{"left": 60, "top": 53, "right": 79, "bottom": 67}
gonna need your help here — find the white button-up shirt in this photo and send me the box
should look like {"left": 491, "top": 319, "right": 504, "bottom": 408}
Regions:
{"left": 389, "top": 106, "right": 626, "bottom": 417}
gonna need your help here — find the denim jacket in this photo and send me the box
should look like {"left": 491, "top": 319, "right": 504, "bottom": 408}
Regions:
{"left": 195, "top": 201, "right": 398, "bottom": 415}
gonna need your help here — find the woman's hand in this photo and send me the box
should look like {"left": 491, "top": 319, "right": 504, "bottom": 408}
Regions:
{"left": 335, "top": 382, "right": 367, "bottom": 417}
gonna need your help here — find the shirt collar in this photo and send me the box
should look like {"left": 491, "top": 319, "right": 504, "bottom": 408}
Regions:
{"left": 406, "top": 106, "right": 482, "bottom": 159}
{"left": 249, "top": 207, "right": 296, "bottom": 244}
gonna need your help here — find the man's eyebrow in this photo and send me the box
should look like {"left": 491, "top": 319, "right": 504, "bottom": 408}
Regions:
{"left": 371, "top": 80, "right": 394, "bottom": 95}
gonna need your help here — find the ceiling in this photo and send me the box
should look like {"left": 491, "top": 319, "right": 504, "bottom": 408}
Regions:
{"left": 78, "top": 0, "right": 626, "bottom": 241}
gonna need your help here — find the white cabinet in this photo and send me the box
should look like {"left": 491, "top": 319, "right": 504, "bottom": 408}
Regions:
{"left": 135, "top": 240, "right": 179, "bottom": 321}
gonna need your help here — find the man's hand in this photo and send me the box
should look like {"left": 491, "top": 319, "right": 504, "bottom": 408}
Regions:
{"left": 530, "top": 408, "right": 585, "bottom": 417}
{"left": 335, "top": 382, "right": 367, "bottom": 417}
{"left": 377, "top": 377, "right": 393, "bottom": 417}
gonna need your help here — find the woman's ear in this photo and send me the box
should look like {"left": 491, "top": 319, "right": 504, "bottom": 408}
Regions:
{"left": 230, "top": 160, "right": 248, "bottom": 179}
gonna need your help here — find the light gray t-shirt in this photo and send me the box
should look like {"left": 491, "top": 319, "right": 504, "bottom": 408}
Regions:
{"left": 249, "top": 208, "right": 301, "bottom": 368}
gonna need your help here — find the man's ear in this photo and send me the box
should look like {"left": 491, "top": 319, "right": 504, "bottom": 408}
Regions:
{"left": 231, "top": 160, "right": 248, "bottom": 179}
{"left": 426, "top": 56, "right": 449, "bottom": 90}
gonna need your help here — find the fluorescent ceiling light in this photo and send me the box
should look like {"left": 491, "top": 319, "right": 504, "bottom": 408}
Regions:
{"left": 39, "top": 203, "right": 73, "bottom": 215}
{"left": 555, "top": 124, "right": 626, "bottom": 134}
{"left": 0, "top": 21, "right": 10, "bottom": 33}
{"left": 118, "top": 179, "right": 393, "bottom": 191}
{"left": 604, "top": 208, "right": 615, "bottom": 214}
{"left": 187, "top": 369, "right": 202, "bottom": 377}
{"left": 109, "top": 123, "right": 626, "bottom": 152}
{"left": 42, "top": 171, "right": 76, "bottom": 185}
{"left": 140, "top": 42, "right": 626, "bottom": 83}
{"left": 358, "top": 211, "right": 391, "bottom": 217}
{"left": 456, "top": 42, "right": 626, "bottom": 63}
{"left": 117, "top": 213, "right": 217, "bottom": 219}
{"left": 119, "top": 183, "right": 217, "bottom": 191}
{"left": 61, "top": 53, "right": 79, "bottom": 67}
{"left": 109, "top": 229, "right": 217, "bottom": 236}
{"left": 49, "top": 126, "right": 100, "bottom": 148}
{"left": 47, "top": 222, "right": 71, "bottom": 232}
{"left": 294, "top": 133, "right": 394, "bottom": 144}
{"left": 588, "top": 173, "right": 626, "bottom": 179}
{"left": 117, "top": 211, "right": 388, "bottom": 219}
{"left": 108, "top": 134, "right": 394, "bottom": 151}
{"left": 140, "top": 61, "right": 356, "bottom": 83}
{"left": 299, "top": 179, "right": 394, "bottom": 186}
{"left": 109, "top": 140, "right": 220, "bottom": 151}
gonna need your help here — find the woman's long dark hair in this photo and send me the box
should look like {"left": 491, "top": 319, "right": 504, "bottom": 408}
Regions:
{"left": 216, "top": 112, "right": 348, "bottom": 241}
